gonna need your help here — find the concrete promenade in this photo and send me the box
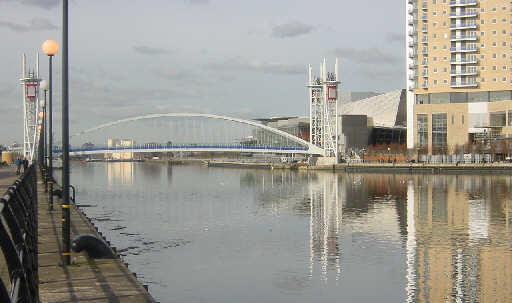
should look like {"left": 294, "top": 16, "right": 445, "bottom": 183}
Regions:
{"left": 0, "top": 165, "right": 156, "bottom": 302}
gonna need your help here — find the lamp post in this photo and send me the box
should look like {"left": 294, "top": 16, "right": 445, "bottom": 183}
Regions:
{"left": 42, "top": 40, "right": 58, "bottom": 211}
{"left": 62, "top": 0, "right": 72, "bottom": 266}
{"left": 40, "top": 80, "right": 48, "bottom": 192}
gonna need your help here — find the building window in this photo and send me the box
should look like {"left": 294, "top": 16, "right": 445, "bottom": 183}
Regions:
{"left": 417, "top": 114, "right": 428, "bottom": 148}
{"left": 432, "top": 113, "right": 447, "bottom": 154}
{"left": 462, "top": 115, "right": 464, "bottom": 125}
{"left": 508, "top": 112, "right": 512, "bottom": 126}
{"left": 490, "top": 111, "right": 506, "bottom": 126}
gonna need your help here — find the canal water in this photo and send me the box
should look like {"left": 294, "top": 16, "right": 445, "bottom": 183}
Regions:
{"left": 66, "top": 162, "right": 512, "bottom": 302}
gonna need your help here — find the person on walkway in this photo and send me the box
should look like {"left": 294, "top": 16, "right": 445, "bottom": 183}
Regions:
{"left": 22, "top": 158, "right": 28, "bottom": 172}
{"left": 15, "top": 158, "right": 21, "bottom": 175}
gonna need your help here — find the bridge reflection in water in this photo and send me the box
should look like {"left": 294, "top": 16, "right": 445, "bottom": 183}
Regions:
{"left": 73, "top": 163, "right": 511, "bottom": 301}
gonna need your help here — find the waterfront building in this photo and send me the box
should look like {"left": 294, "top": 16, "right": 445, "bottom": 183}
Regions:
{"left": 406, "top": 0, "right": 512, "bottom": 155}
{"left": 254, "top": 90, "right": 407, "bottom": 154}
{"left": 105, "top": 138, "right": 134, "bottom": 160}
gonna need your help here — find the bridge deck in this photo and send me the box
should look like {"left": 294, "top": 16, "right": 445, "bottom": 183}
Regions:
{"left": 36, "top": 172, "right": 156, "bottom": 302}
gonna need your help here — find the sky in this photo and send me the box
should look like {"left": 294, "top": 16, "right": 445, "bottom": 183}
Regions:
{"left": 0, "top": 0, "right": 405, "bottom": 145}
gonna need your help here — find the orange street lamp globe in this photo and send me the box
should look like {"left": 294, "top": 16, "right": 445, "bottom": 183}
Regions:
{"left": 42, "top": 40, "right": 59, "bottom": 56}
{"left": 38, "top": 112, "right": 44, "bottom": 118}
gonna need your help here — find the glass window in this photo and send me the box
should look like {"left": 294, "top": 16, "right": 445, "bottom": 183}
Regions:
{"left": 432, "top": 113, "right": 447, "bottom": 154}
{"left": 468, "top": 91, "right": 489, "bottom": 103}
{"left": 508, "top": 111, "right": 512, "bottom": 126}
{"left": 416, "top": 94, "right": 429, "bottom": 104}
{"left": 430, "top": 93, "right": 450, "bottom": 104}
{"left": 490, "top": 90, "right": 512, "bottom": 102}
{"left": 450, "top": 92, "right": 467, "bottom": 103}
{"left": 417, "top": 114, "right": 428, "bottom": 148}
{"left": 490, "top": 111, "right": 506, "bottom": 126}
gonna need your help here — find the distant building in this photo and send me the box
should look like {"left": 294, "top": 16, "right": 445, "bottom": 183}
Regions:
{"left": 105, "top": 139, "right": 134, "bottom": 160}
{"left": 253, "top": 90, "right": 406, "bottom": 154}
{"left": 340, "top": 89, "right": 407, "bottom": 151}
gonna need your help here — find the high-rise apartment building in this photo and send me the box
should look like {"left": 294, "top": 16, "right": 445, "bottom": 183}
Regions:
{"left": 406, "top": 0, "right": 512, "bottom": 155}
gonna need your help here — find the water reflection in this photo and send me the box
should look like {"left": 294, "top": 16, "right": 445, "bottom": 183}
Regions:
{"left": 406, "top": 175, "right": 512, "bottom": 303}
{"left": 243, "top": 171, "right": 512, "bottom": 301}
{"left": 73, "top": 163, "right": 512, "bottom": 302}
{"left": 107, "top": 162, "right": 134, "bottom": 186}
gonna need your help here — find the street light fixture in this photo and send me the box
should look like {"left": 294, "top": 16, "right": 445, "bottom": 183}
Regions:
{"left": 40, "top": 80, "right": 48, "bottom": 192}
{"left": 42, "top": 40, "right": 58, "bottom": 211}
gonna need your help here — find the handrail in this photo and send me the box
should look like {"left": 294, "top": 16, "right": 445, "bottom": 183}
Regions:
{"left": 0, "top": 165, "right": 39, "bottom": 303}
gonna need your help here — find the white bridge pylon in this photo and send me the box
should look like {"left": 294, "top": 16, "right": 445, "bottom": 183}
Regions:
{"left": 70, "top": 113, "right": 326, "bottom": 156}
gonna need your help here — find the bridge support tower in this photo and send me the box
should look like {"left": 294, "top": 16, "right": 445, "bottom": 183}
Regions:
{"left": 307, "top": 58, "right": 341, "bottom": 162}
{"left": 20, "top": 54, "right": 42, "bottom": 162}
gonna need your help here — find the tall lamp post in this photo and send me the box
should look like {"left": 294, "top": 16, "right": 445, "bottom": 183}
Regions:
{"left": 40, "top": 80, "right": 48, "bottom": 192}
{"left": 62, "top": 0, "right": 72, "bottom": 266}
{"left": 42, "top": 40, "right": 58, "bottom": 211}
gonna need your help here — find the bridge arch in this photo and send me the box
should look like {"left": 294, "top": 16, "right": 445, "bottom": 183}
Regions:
{"left": 72, "top": 113, "right": 325, "bottom": 155}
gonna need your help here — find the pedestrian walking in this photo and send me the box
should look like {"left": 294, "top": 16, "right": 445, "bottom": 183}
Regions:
{"left": 22, "top": 158, "right": 29, "bottom": 173}
{"left": 15, "top": 158, "right": 21, "bottom": 175}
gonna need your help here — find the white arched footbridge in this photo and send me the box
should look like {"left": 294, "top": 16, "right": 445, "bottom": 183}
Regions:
{"left": 64, "top": 113, "right": 325, "bottom": 156}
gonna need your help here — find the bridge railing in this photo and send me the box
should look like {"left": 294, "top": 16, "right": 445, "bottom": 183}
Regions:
{"left": 0, "top": 165, "right": 39, "bottom": 303}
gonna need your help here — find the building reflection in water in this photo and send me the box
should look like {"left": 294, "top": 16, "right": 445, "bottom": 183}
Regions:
{"left": 106, "top": 162, "right": 134, "bottom": 186}
{"left": 244, "top": 170, "right": 512, "bottom": 300}
{"left": 406, "top": 175, "right": 512, "bottom": 303}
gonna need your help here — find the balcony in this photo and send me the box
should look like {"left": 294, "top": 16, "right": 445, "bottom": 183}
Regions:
{"left": 449, "top": 0, "right": 477, "bottom": 7}
{"left": 450, "top": 81, "right": 478, "bottom": 88}
{"left": 422, "top": 25, "right": 428, "bottom": 32}
{"left": 450, "top": 35, "right": 478, "bottom": 41}
{"left": 422, "top": 71, "right": 429, "bottom": 77}
{"left": 421, "top": 59, "right": 428, "bottom": 65}
{"left": 422, "top": 82, "right": 429, "bottom": 89}
{"left": 449, "top": 12, "right": 478, "bottom": 18}
{"left": 408, "top": 28, "right": 417, "bottom": 36}
{"left": 408, "top": 74, "right": 417, "bottom": 80}
{"left": 409, "top": 50, "right": 417, "bottom": 58}
{"left": 422, "top": 2, "right": 427, "bottom": 10}
{"left": 422, "top": 14, "right": 428, "bottom": 21}
{"left": 409, "top": 63, "right": 418, "bottom": 69}
{"left": 422, "top": 48, "right": 428, "bottom": 55}
{"left": 450, "top": 46, "right": 478, "bottom": 53}
{"left": 450, "top": 23, "right": 478, "bottom": 30}
{"left": 450, "top": 69, "right": 478, "bottom": 76}
{"left": 421, "top": 37, "right": 428, "bottom": 44}
{"left": 450, "top": 58, "right": 478, "bottom": 64}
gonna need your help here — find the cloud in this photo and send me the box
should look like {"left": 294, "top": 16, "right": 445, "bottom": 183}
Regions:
{"left": 207, "top": 58, "right": 303, "bottom": 75}
{"left": 0, "top": 17, "right": 58, "bottom": 32}
{"left": 271, "top": 21, "right": 315, "bottom": 38}
{"left": 385, "top": 32, "right": 405, "bottom": 43}
{"left": 0, "top": 0, "right": 60, "bottom": 9}
{"left": 133, "top": 45, "right": 171, "bottom": 55}
{"left": 332, "top": 47, "right": 400, "bottom": 65}
{"left": 184, "top": 0, "right": 209, "bottom": 5}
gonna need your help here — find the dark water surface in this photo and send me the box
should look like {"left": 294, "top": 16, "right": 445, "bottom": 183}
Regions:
{"left": 65, "top": 162, "right": 512, "bottom": 302}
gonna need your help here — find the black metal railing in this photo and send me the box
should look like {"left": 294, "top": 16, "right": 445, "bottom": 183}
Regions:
{"left": 0, "top": 165, "right": 39, "bottom": 303}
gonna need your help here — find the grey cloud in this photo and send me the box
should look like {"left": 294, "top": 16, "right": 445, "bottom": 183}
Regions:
{"left": 0, "top": 0, "right": 59, "bottom": 9}
{"left": 272, "top": 21, "right": 315, "bottom": 38}
{"left": 207, "top": 58, "right": 303, "bottom": 75}
{"left": 185, "top": 0, "right": 209, "bottom": 5}
{"left": 133, "top": 45, "right": 171, "bottom": 55}
{"left": 0, "top": 17, "right": 58, "bottom": 32}
{"left": 385, "top": 32, "right": 405, "bottom": 43}
{"left": 332, "top": 47, "right": 400, "bottom": 65}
